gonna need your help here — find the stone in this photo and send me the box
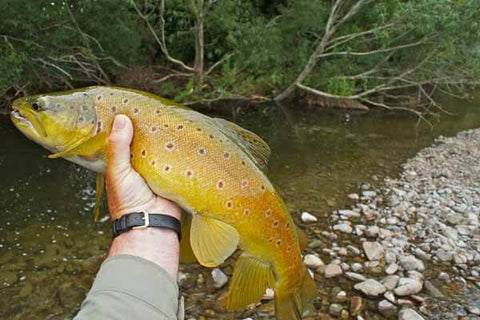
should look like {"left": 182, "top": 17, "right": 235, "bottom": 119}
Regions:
{"left": 329, "top": 303, "right": 343, "bottom": 316}
{"left": 348, "top": 193, "right": 359, "bottom": 201}
{"left": 354, "top": 279, "right": 386, "bottom": 297}
{"left": 333, "top": 223, "right": 353, "bottom": 233}
{"left": 350, "top": 296, "right": 364, "bottom": 316}
{"left": 385, "top": 263, "right": 399, "bottom": 275}
{"left": 345, "top": 272, "right": 367, "bottom": 282}
{"left": 467, "top": 306, "right": 480, "bottom": 315}
{"left": 301, "top": 211, "right": 318, "bottom": 223}
{"left": 351, "top": 263, "right": 363, "bottom": 272}
{"left": 362, "top": 191, "right": 377, "bottom": 198}
{"left": 365, "top": 226, "right": 380, "bottom": 237}
{"left": 262, "top": 288, "right": 275, "bottom": 300}
{"left": 304, "top": 254, "right": 324, "bottom": 269}
{"left": 394, "top": 277, "right": 423, "bottom": 296}
{"left": 378, "top": 299, "right": 396, "bottom": 316}
{"left": 398, "top": 255, "right": 425, "bottom": 272}
{"left": 384, "top": 291, "right": 396, "bottom": 303}
{"left": 335, "top": 291, "right": 347, "bottom": 302}
{"left": 423, "top": 280, "right": 443, "bottom": 298}
{"left": 362, "top": 242, "right": 385, "bottom": 261}
{"left": 338, "top": 209, "right": 361, "bottom": 218}
{"left": 324, "top": 264, "right": 343, "bottom": 278}
{"left": 211, "top": 268, "right": 228, "bottom": 289}
{"left": 346, "top": 245, "right": 361, "bottom": 256}
{"left": 398, "top": 308, "right": 425, "bottom": 320}
{"left": 382, "top": 275, "right": 400, "bottom": 291}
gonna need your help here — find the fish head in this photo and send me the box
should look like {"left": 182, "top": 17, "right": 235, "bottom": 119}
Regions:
{"left": 11, "top": 91, "right": 97, "bottom": 153}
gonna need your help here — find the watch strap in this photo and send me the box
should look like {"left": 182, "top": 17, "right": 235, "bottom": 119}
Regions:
{"left": 112, "top": 211, "right": 182, "bottom": 241}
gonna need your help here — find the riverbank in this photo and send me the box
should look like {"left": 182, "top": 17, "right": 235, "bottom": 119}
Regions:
{"left": 304, "top": 128, "right": 480, "bottom": 319}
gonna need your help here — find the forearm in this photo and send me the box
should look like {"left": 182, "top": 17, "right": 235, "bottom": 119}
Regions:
{"left": 108, "top": 227, "right": 180, "bottom": 279}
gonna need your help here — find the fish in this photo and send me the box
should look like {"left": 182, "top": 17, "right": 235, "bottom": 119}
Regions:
{"left": 10, "top": 86, "right": 317, "bottom": 319}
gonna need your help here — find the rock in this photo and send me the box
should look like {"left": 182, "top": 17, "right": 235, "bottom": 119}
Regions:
{"left": 394, "top": 277, "right": 423, "bottom": 296}
{"left": 362, "top": 191, "right": 377, "bottom": 198}
{"left": 351, "top": 263, "right": 363, "bottom": 272}
{"left": 301, "top": 211, "right": 318, "bottom": 223}
{"left": 338, "top": 209, "right": 361, "bottom": 218}
{"left": 378, "top": 299, "right": 396, "bottom": 316}
{"left": 398, "top": 255, "right": 424, "bottom": 272}
{"left": 423, "top": 280, "right": 443, "bottom": 298}
{"left": 467, "top": 306, "right": 480, "bottom": 315}
{"left": 211, "top": 268, "right": 228, "bottom": 289}
{"left": 333, "top": 223, "right": 353, "bottom": 233}
{"left": 438, "top": 272, "right": 450, "bottom": 281}
{"left": 324, "top": 264, "right": 343, "bottom": 278}
{"left": 385, "top": 263, "right": 399, "bottom": 275}
{"left": 365, "top": 226, "right": 380, "bottom": 237}
{"left": 397, "top": 299, "right": 414, "bottom": 307}
{"left": 398, "top": 308, "right": 425, "bottom": 320}
{"left": 350, "top": 296, "right": 364, "bottom": 316}
{"left": 362, "top": 242, "right": 385, "bottom": 261}
{"left": 262, "top": 288, "right": 275, "bottom": 300}
{"left": 329, "top": 303, "right": 343, "bottom": 316}
{"left": 384, "top": 291, "right": 396, "bottom": 303}
{"left": 348, "top": 193, "right": 359, "bottom": 201}
{"left": 354, "top": 279, "right": 386, "bottom": 297}
{"left": 346, "top": 245, "right": 361, "bottom": 256}
{"left": 382, "top": 275, "right": 400, "bottom": 291}
{"left": 345, "top": 272, "right": 367, "bottom": 282}
{"left": 335, "top": 291, "right": 347, "bottom": 302}
{"left": 304, "top": 254, "right": 324, "bottom": 269}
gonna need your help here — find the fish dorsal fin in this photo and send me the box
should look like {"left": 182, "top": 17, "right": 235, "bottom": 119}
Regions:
{"left": 213, "top": 118, "right": 271, "bottom": 170}
{"left": 48, "top": 132, "right": 108, "bottom": 159}
{"left": 226, "top": 254, "right": 275, "bottom": 311}
{"left": 179, "top": 212, "right": 197, "bottom": 264}
{"left": 190, "top": 214, "right": 239, "bottom": 267}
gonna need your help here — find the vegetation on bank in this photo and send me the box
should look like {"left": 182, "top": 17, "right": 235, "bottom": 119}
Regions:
{"left": 1, "top": 0, "right": 479, "bottom": 115}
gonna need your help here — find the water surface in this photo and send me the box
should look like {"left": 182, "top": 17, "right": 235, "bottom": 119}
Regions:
{"left": 1, "top": 96, "right": 479, "bottom": 319}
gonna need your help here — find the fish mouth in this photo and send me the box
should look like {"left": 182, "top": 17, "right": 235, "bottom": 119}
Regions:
{"left": 10, "top": 108, "right": 47, "bottom": 140}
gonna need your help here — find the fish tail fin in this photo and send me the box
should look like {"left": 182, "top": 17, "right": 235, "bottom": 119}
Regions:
{"left": 274, "top": 266, "right": 317, "bottom": 320}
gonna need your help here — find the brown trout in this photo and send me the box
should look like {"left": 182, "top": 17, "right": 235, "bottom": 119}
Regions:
{"left": 10, "top": 86, "right": 316, "bottom": 319}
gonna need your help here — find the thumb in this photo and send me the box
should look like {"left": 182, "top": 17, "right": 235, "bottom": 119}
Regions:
{"left": 107, "top": 114, "right": 133, "bottom": 174}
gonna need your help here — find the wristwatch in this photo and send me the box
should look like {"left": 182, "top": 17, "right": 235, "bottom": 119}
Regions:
{"left": 111, "top": 211, "right": 182, "bottom": 241}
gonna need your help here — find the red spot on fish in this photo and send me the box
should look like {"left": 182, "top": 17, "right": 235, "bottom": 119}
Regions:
{"left": 243, "top": 209, "right": 250, "bottom": 216}
{"left": 197, "top": 148, "right": 207, "bottom": 156}
{"left": 241, "top": 179, "right": 249, "bottom": 189}
{"left": 97, "top": 95, "right": 102, "bottom": 101}
{"left": 196, "top": 127, "right": 202, "bottom": 132}
{"left": 286, "top": 222, "right": 290, "bottom": 229}
{"left": 165, "top": 142, "right": 175, "bottom": 151}
{"left": 217, "top": 180, "right": 225, "bottom": 189}
{"left": 209, "top": 134, "right": 214, "bottom": 139}
{"left": 123, "top": 98, "right": 129, "bottom": 104}
{"left": 241, "top": 160, "right": 246, "bottom": 166}
{"left": 156, "top": 109, "right": 161, "bottom": 115}
{"left": 276, "top": 239, "right": 282, "bottom": 247}
{"left": 141, "top": 149, "right": 147, "bottom": 158}
{"left": 226, "top": 200, "right": 233, "bottom": 209}
{"left": 177, "top": 124, "right": 184, "bottom": 130}
{"left": 268, "top": 236, "right": 274, "bottom": 243}
{"left": 111, "top": 106, "right": 117, "bottom": 112}
{"left": 133, "top": 108, "right": 139, "bottom": 114}
{"left": 260, "top": 185, "right": 266, "bottom": 191}
{"left": 286, "top": 245, "right": 292, "bottom": 253}
{"left": 163, "top": 164, "right": 172, "bottom": 173}
{"left": 151, "top": 126, "right": 157, "bottom": 132}
{"left": 185, "top": 170, "right": 194, "bottom": 178}
{"left": 150, "top": 160, "right": 156, "bottom": 167}
{"left": 224, "top": 152, "right": 230, "bottom": 159}
{"left": 265, "top": 209, "right": 272, "bottom": 218}
{"left": 272, "top": 220, "right": 279, "bottom": 228}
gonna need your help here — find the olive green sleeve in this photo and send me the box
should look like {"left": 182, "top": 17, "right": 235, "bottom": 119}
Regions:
{"left": 74, "top": 255, "right": 183, "bottom": 320}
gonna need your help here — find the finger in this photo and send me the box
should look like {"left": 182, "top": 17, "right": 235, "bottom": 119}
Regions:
{"left": 107, "top": 114, "right": 133, "bottom": 175}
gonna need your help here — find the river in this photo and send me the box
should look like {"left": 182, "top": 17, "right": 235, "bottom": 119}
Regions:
{"left": 1, "top": 96, "right": 479, "bottom": 319}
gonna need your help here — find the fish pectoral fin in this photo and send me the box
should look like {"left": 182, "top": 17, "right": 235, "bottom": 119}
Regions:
{"left": 179, "top": 212, "right": 197, "bottom": 264}
{"left": 190, "top": 214, "right": 239, "bottom": 267}
{"left": 226, "top": 254, "right": 275, "bottom": 311}
{"left": 93, "top": 173, "right": 105, "bottom": 222}
{"left": 49, "top": 132, "right": 108, "bottom": 159}
{"left": 213, "top": 118, "right": 271, "bottom": 170}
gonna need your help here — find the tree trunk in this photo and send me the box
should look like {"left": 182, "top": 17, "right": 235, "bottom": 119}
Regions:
{"left": 193, "top": 0, "right": 205, "bottom": 92}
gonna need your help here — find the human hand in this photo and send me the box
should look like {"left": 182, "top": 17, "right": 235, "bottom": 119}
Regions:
{"left": 105, "top": 114, "right": 181, "bottom": 221}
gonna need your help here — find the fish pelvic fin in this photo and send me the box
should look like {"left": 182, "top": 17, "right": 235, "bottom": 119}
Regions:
{"left": 179, "top": 212, "right": 197, "bottom": 263}
{"left": 226, "top": 254, "right": 274, "bottom": 311}
{"left": 190, "top": 214, "right": 239, "bottom": 267}
{"left": 274, "top": 266, "right": 317, "bottom": 320}
{"left": 49, "top": 132, "right": 108, "bottom": 159}
{"left": 93, "top": 173, "right": 105, "bottom": 222}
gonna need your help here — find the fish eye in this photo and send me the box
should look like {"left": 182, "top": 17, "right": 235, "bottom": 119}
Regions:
{"left": 32, "top": 103, "right": 40, "bottom": 111}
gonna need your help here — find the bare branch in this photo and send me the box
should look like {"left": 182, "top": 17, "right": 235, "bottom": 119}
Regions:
{"left": 336, "top": 0, "right": 373, "bottom": 28}
{"left": 326, "top": 23, "right": 394, "bottom": 50}
{"left": 206, "top": 53, "right": 233, "bottom": 75}
{"left": 130, "top": 0, "right": 194, "bottom": 72}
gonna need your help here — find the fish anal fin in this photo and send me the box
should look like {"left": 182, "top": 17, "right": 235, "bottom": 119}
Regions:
{"left": 226, "top": 255, "right": 274, "bottom": 311}
{"left": 180, "top": 212, "right": 197, "bottom": 263}
{"left": 213, "top": 118, "right": 270, "bottom": 170}
{"left": 190, "top": 214, "right": 239, "bottom": 267}
{"left": 93, "top": 173, "right": 105, "bottom": 222}
{"left": 49, "top": 132, "right": 108, "bottom": 159}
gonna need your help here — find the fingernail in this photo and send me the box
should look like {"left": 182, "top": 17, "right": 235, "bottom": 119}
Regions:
{"left": 113, "top": 116, "right": 126, "bottom": 130}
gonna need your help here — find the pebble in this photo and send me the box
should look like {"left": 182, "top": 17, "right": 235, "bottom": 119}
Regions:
{"left": 324, "top": 264, "right": 343, "bottom": 278}
{"left": 348, "top": 193, "right": 359, "bottom": 201}
{"left": 394, "top": 277, "right": 423, "bottom": 296}
{"left": 329, "top": 303, "right": 343, "bottom": 316}
{"left": 345, "top": 272, "right": 367, "bottom": 282}
{"left": 301, "top": 211, "right": 318, "bottom": 223}
{"left": 354, "top": 279, "right": 386, "bottom": 297}
{"left": 385, "top": 263, "right": 399, "bottom": 275}
{"left": 398, "top": 308, "right": 425, "bottom": 320}
{"left": 304, "top": 254, "right": 324, "bottom": 269}
{"left": 362, "top": 242, "right": 385, "bottom": 261}
{"left": 378, "top": 299, "right": 397, "bottom": 316}
{"left": 350, "top": 296, "right": 364, "bottom": 316}
{"left": 467, "top": 306, "right": 480, "bottom": 315}
{"left": 333, "top": 223, "right": 353, "bottom": 233}
{"left": 423, "top": 280, "right": 443, "bottom": 298}
{"left": 398, "top": 255, "right": 424, "bottom": 272}
{"left": 211, "top": 268, "right": 228, "bottom": 289}
{"left": 382, "top": 275, "right": 400, "bottom": 291}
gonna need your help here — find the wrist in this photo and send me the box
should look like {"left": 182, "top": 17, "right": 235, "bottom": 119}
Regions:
{"left": 110, "top": 198, "right": 182, "bottom": 221}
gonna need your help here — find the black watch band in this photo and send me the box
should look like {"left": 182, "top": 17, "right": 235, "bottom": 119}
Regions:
{"left": 112, "top": 211, "right": 182, "bottom": 241}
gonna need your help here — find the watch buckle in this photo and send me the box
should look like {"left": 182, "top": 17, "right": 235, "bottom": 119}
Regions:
{"left": 132, "top": 211, "right": 150, "bottom": 230}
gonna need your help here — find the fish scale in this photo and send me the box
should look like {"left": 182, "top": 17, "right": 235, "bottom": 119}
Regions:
{"left": 10, "top": 86, "right": 317, "bottom": 320}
